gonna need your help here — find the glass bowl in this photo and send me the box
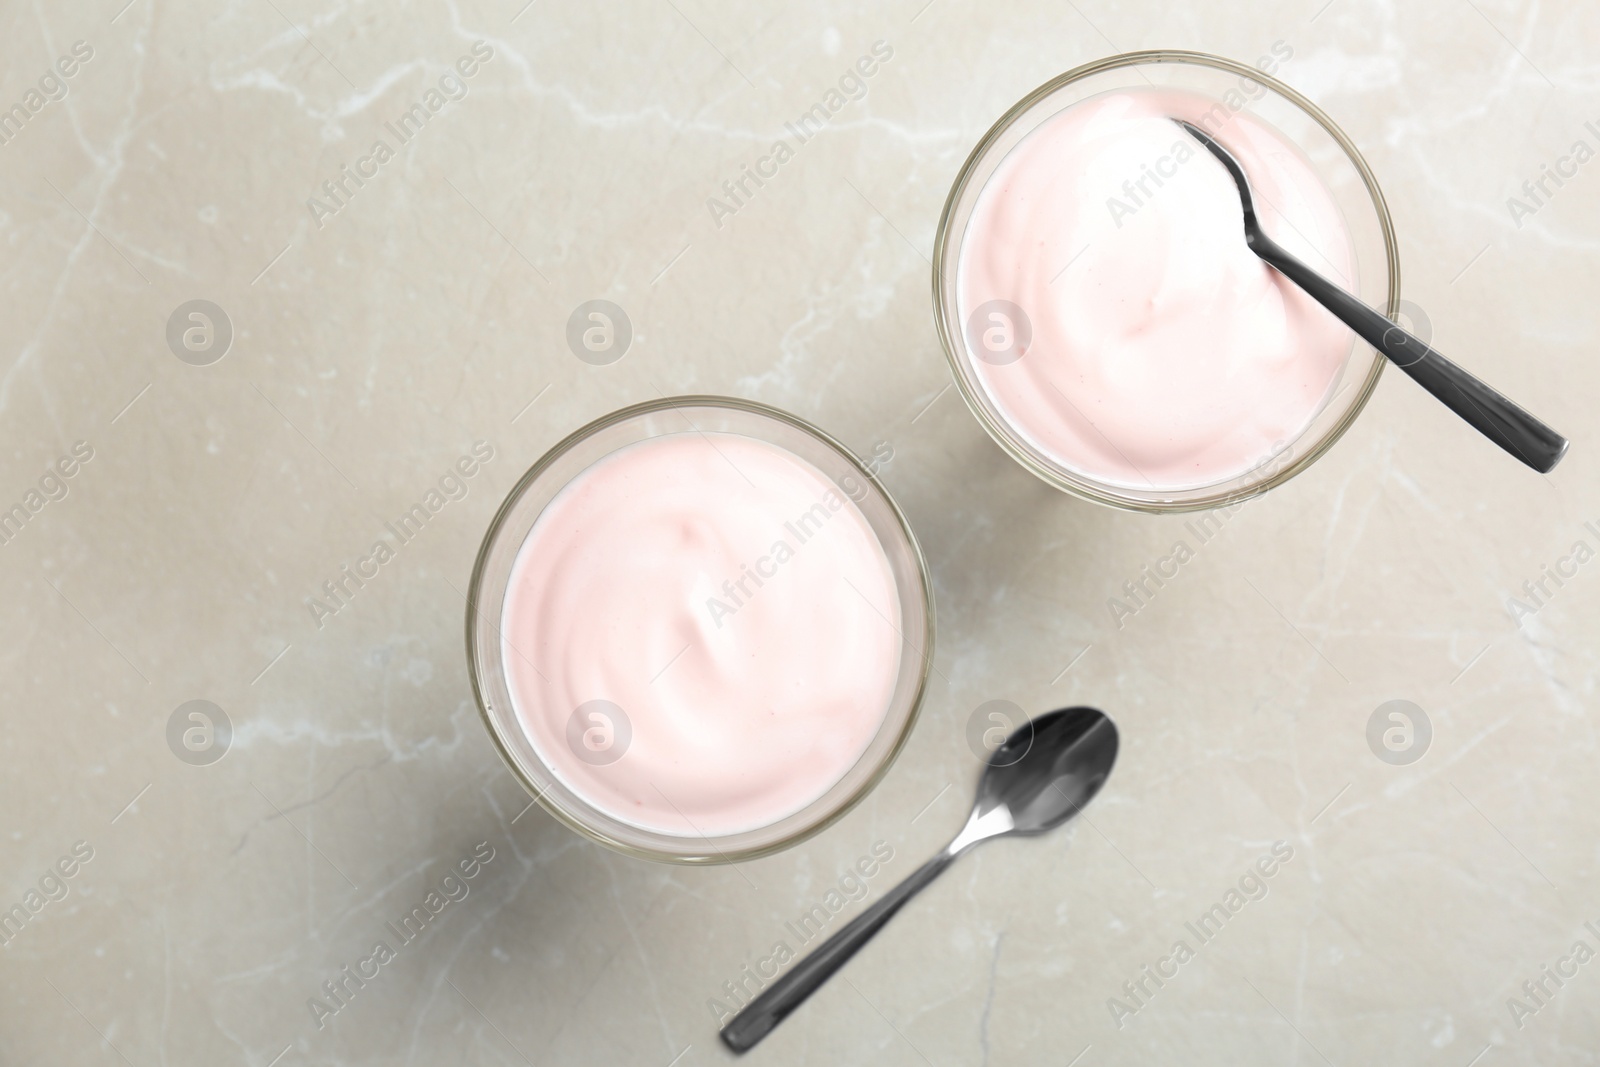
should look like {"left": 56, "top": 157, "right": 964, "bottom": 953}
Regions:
{"left": 932, "top": 49, "right": 1400, "bottom": 512}
{"left": 465, "top": 396, "right": 935, "bottom": 864}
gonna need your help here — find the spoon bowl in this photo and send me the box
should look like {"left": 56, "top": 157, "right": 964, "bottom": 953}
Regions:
{"left": 978, "top": 706, "right": 1117, "bottom": 832}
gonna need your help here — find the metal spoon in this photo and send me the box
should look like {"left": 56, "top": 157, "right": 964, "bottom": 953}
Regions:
{"left": 718, "top": 706, "right": 1119, "bottom": 1053}
{"left": 1173, "top": 118, "right": 1568, "bottom": 474}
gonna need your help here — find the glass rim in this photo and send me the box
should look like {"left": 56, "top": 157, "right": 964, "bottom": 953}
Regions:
{"left": 463, "top": 394, "right": 937, "bottom": 864}
{"left": 931, "top": 48, "right": 1401, "bottom": 513}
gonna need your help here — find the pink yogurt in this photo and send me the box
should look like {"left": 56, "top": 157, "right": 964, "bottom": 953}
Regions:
{"left": 957, "top": 87, "right": 1357, "bottom": 490}
{"left": 500, "top": 432, "right": 902, "bottom": 838}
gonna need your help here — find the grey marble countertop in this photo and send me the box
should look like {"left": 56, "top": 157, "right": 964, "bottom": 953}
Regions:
{"left": 3, "top": 0, "right": 1597, "bottom": 1064}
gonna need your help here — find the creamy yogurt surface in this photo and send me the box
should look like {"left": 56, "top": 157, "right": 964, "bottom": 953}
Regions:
{"left": 500, "top": 431, "right": 902, "bottom": 838}
{"left": 956, "top": 86, "right": 1357, "bottom": 491}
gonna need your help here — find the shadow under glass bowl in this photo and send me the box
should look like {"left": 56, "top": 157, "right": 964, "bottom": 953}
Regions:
{"left": 465, "top": 396, "right": 935, "bottom": 864}
{"left": 933, "top": 49, "right": 1401, "bottom": 513}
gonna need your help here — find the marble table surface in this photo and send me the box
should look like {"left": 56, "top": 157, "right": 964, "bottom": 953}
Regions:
{"left": 3, "top": 0, "right": 1598, "bottom": 1063}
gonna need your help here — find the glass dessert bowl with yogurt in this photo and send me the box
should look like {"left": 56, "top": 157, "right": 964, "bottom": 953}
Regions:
{"left": 934, "top": 50, "right": 1400, "bottom": 511}
{"left": 466, "top": 397, "right": 933, "bottom": 863}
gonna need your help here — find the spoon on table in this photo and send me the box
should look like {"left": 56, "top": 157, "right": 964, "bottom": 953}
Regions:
{"left": 1173, "top": 118, "right": 1568, "bottom": 474}
{"left": 719, "top": 706, "right": 1119, "bottom": 1053}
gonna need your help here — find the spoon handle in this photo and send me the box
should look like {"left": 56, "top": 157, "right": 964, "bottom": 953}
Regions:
{"left": 1252, "top": 235, "right": 1569, "bottom": 473}
{"left": 719, "top": 849, "right": 956, "bottom": 1053}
